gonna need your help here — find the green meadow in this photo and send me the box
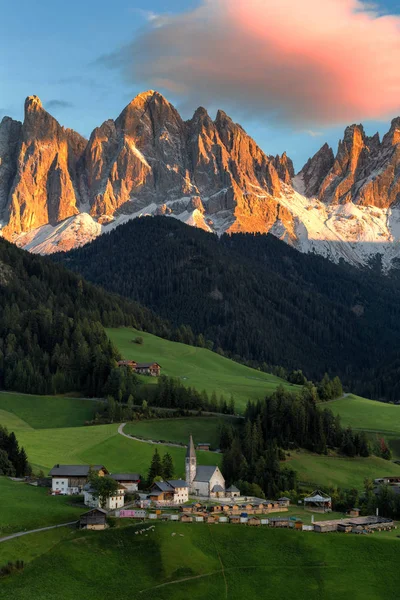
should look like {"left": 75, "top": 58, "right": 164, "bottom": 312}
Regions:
{"left": 107, "top": 327, "right": 298, "bottom": 412}
{"left": 286, "top": 450, "right": 400, "bottom": 489}
{"left": 324, "top": 394, "right": 400, "bottom": 436}
{"left": 1, "top": 522, "right": 399, "bottom": 600}
{"left": 124, "top": 416, "right": 241, "bottom": 448}
{"left": 0, "top": 391, "right": 99, "bottom": 429}
{"left": 0, "top": 478, "right": 82, "bottom": 536}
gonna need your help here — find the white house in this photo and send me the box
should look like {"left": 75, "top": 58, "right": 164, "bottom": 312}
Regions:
{"left": 149, "top": 480, "right": 189, "bottom": 504}
{"left": 185, "top": 436, "right": 228, "bottom": 498}
{"left": 49, "top": 465, "right": 108, "bottom": 495}
{"left": 109, "top": 473, "right": 141, "bottom": 492}
{"left": 83, "top": 483, "right": 126, "bottom": 510}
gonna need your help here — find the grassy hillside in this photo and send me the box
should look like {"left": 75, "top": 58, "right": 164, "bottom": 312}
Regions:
{"left": 0, "top": 478, "right": 82, "bottom": 536}
{"left": 107, "top": 327, "right": 297, "bottom": 411}
{"left": 124, "top": 417, "right": 241, "bottom": 448}
{"left": 0, "top": 392, "right": 100, "bottom": 429}
{"left": 8, "top": 421, "right": 221, "bottom": 477}
{"left": 1, "top": 522, "right": 399, "bottom": 599}
{"left": 324, "top": 394, "right": 400, "bottom": 458}
{"left": 324, "top": 395, "right": 400, "bottom": 436}
{"left": 286, "top": 451, "right": 400, "bottom": 489}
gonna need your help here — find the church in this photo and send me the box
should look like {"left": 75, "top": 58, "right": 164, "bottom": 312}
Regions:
{"left": 185, "top": 435, "right": 226, "bottom": 498}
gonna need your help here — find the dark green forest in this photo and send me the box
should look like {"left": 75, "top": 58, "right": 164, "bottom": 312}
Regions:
{"left": 55, "top": 216, "right": 400, "bottom": 401}
{"left": 0, "top": 237, "right": 168, "bottom": 396}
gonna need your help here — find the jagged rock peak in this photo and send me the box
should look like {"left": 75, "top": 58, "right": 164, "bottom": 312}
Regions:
{"left": 299, "top": 143, "right": 334, "bottom": 198}
{"left": 24, "top": 95, "right": 43, "bottom": 113}
{"left": 383, "top": 117, "right": 400, "bottom": 146}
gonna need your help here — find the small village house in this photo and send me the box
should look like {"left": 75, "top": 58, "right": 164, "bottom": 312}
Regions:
{"left": 278, "top": 497, "right": 290, "bottom": 508}
{"left": 83, "top": 482, "right": 126, "bottom": 510}
{"left": 49, "top": 464, "right": 108, "bottom": 495}
{"left": 149, "top": 480, "right": 189, "bottom": 504}
{"left": 117, "top": 360, "right": 137, "bottom": 369}
{"left": 225, "top": 485, "right": 240, "bottom": 498}
{"left": 197, "top": 443, "right": 211, "bottom": 451}
{"left": 135, "top": 362, "right": 161, "bottom": 377}
{"left": 109, "top": 473, "right": 141, "bottom": 492}
{"left": 79, "top": 508, "right": 108, "bottom": 530}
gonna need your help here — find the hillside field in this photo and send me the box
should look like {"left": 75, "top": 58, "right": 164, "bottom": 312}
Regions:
{"left": 324, "top": 395, "right": 400, "bottom": 436}
{"left": 124, "top": 417, "right": 241, "bottom": 448}
{"left": 1, "top": 522, "right": 399, "bottom": 599}
{"left": 107, "top": 327, "right": 298, "bottom": 411}
{"left": 0, "top": 478, "right": 82, "bottom": 536}
{"left": 287, "top": 451, "right": 400, "bottom": 489}
{"left": 0, "top": 392, "right": 99, "bottom": 429}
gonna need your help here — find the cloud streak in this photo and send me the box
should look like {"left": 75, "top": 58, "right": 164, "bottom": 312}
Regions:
{"left": 109, "top": 0, "right": 400, "bottom": 125}
{"left": 46, "top": 99, "right": 74, "bottom": 110}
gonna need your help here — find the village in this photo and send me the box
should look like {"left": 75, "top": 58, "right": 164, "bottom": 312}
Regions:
{"left": 49, "top": 435, "right": 397, "bottom": 536}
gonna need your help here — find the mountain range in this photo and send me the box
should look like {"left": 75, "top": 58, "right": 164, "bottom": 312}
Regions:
{"left": 2, "top": 91, "right": 400, "bottom": 270}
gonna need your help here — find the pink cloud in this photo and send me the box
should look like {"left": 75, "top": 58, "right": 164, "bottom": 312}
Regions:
{"left": 120, "top": 0, "right": 400, "bottom": 125}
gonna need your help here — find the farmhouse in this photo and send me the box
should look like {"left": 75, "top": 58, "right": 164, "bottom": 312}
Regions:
{"left": 117, "top": 360, "right": 161, "bottom": 376}
{"left": 135, "top": 362, "right": 161, "bottom": 376}
{"left": 374, "top": 476, "right": 400, "bottom": 485}
{"left": 149, "top": 480, "right": 189, "bottom": 504}
{"left": 83, "top": 482, "right": 126, "bottom": 510}
{"left": 49, "top": 464, "right": 108, "bottom": 495}
{"left": 79, "top": 508, "right": 107, "bottom": 530}
{"left": 117, "top": 360, "right": 137, "bottom": 369}
{"left": 109, "top": 473, "right": 141, "bottom": 492}
{"left": 186, "top": 435, "right": 232, "bottom": 498}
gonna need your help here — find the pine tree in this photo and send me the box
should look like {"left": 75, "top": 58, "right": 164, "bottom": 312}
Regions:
{"left": 162, "top": 453, "right": 174, "bottom": 479}
{"left": 148, "top": 449, "right": 163, "bottom": 484}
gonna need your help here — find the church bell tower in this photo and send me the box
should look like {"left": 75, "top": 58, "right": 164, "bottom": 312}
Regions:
{"left": 185, "top": 435, "right": 196, "bottom": 492}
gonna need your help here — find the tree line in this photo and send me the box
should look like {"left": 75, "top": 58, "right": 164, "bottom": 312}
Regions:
{"left": 0, "top": 426, "right": 31, "bottom": 477}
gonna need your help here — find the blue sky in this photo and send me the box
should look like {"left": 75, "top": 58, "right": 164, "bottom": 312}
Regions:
{"left": 1, "top": 0, "right": 400, "bottom": 170}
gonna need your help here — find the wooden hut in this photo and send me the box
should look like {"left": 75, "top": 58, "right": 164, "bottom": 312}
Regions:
{"left": 269, "top": 517, "right": 291, "bottom": 528}
{"left": 210, "top": 505, "right": 223, "bottom": 513}
{"left": 229, "top": 515, "right": 241, "bottom": 524}
{"left": 180, "top": 514, "right": 193, "bottom": 523}
{"left": 206, "top": 515, "right": 218, "bottom": 524}
{"left": 278, "top": 497, "right": 290, "bottom": 508}
{"left": 248, "top": 517, "right": 261, "bottom": 527}
{"left": 79, "top": 508, "right": 107, "bottom": 530}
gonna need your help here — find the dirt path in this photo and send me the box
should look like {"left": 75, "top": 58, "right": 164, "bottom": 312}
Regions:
{"left": 117, "top": 423, "right": 221, "bottom": 453}
{"left": 0, "top": 521, "right": 77, "bottom": 544}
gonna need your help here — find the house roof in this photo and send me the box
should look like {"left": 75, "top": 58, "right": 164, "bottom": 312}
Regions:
{"left": 167, "top": 480, "right": 189, "bottom": 489}
{"left": 226, "top": 485, "right": 240, "bottom": 492}
{"left": 136, "top": 362, "right": 161, "bottom": 369}
{"left": 110, "top": 473, "right": 140, "bottom": 482}
{"left": 193, "top": 465, "right": 218, "bottom": 482}
{"left": 197, "top": 442, "right": 210, "bottom": 446}
{"left": 211, "top": 484, "right": 224, "bottom": 492}
{"left": 151, "top": 480, "right": 188, "bottom": 492}
{"left": 186, "top": 435, "right": 196, "bottom": 460}
{"left": 278, "top": 497, "right": 290, "bottom": 501}
{"left": 81, "top": 508, "right": 107, "bottom": 516}
{"left": 49, "top": 465, "right": 106, "bottom": 477}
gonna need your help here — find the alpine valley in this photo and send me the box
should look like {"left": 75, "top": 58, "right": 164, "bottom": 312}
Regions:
{"left": 3, "top": 91, "right": 400, "bottom": 271}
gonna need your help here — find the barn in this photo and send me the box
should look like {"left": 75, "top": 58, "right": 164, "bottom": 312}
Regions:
{"left": 79, "top": 508, "right": 107, "bottom": 530}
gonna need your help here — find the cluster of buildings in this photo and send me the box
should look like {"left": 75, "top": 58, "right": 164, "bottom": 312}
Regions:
{"left": 117, "top": 360, "right": 161, "bottom": 377}
{"left": 49, "top": 464, "right": 141, "bottom": 510}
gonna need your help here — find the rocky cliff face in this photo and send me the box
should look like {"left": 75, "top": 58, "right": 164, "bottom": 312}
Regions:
{"left": 3, "top": 92, "right": 400, "bottom": 270}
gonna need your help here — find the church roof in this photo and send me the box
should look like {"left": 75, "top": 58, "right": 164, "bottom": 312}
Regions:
{"left": 186, "top": 435, "right": 196, "bottom": 460}
{"left": 193, "top": 465, "right": 219, "bottom": 482}
{"left": 211, "top": 484, "right": 224, "bottom": 492}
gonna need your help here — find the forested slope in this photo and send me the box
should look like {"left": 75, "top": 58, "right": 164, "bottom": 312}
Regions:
{"left": 0, "top": 236, "right": 167, "bottom": 395}
{"left": 56, "top": 217, "right": 400, "bottom": 400}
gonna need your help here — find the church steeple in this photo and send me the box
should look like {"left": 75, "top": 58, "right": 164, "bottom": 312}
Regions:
{"left": 185, "top": 435, "right": 196, "bottom": 491}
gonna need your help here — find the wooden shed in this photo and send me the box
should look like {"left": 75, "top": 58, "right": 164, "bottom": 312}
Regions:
{"left": 248, "top": 517, "right": 261, "bottom": 527}
{"left": 210, "top": 505, "right": 223, "bottom": 513}
{"left": 229, "top": 515, "right": 241, "bottom": 524}
{"left": 180, "top": 514, "right": 193, "bottom": 523}
{"left": 206, "top": 515, "right": 218, "bottom": 524}
{"left": 79, "top": 508, "right": 107, "bottom": 530}
{"left": 269, "top": 517, "right": 291, "bottom": 528}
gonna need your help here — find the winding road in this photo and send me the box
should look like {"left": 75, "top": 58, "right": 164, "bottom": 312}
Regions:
{"left": 0, "top": 521, "right": 77, "bottom": 544}
{"left": 117, "top": 423, "right": 221, "bottom": 453}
